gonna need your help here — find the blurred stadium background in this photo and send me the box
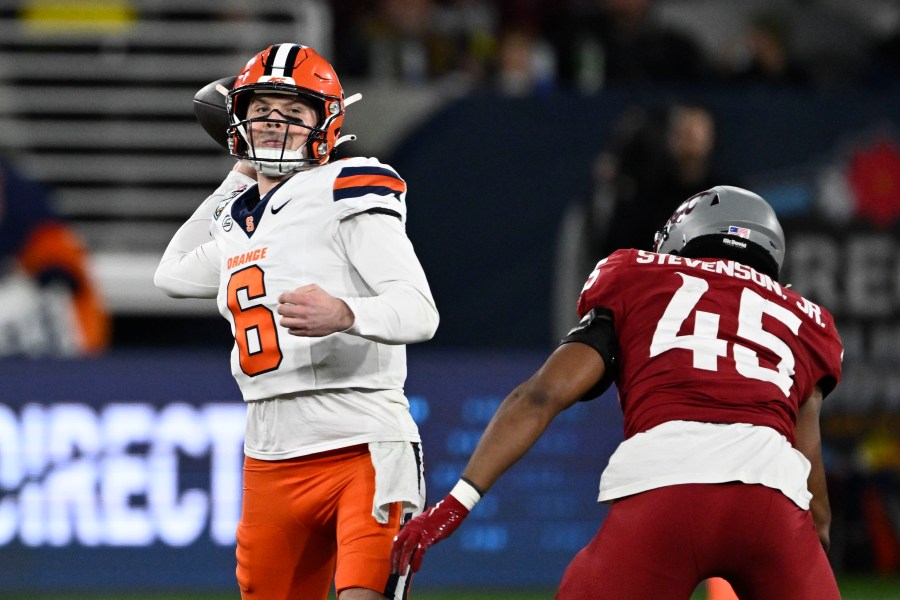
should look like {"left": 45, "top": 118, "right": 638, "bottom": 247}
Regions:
{"left": 2, "top": 0, "right": 900, "bottom": 597}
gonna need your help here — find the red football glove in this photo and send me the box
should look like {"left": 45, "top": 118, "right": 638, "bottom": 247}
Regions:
{"left": 390, "top": 493, "right": 470, "bottom": 574}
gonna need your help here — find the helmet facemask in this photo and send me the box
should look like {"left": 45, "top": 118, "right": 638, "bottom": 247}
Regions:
{"left": 227, "top": 87, "right": 338, "bottom": 177}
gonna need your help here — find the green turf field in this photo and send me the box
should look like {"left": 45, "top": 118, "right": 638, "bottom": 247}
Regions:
{"left": 5, "top": 576, "right": 900, "bottom": 600}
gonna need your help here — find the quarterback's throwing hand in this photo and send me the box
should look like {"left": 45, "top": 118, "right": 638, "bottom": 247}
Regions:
{"left": 390, "top": 494, "right": 470, "bottom": 574}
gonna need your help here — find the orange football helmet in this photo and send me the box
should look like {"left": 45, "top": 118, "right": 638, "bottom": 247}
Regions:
{"left": 226, "top": 44, "right": 349, "bottom": 175}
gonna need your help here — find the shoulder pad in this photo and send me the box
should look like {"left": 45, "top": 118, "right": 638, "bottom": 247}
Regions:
{"left": 333, "top": 162, "right": 406, "bottom": 203}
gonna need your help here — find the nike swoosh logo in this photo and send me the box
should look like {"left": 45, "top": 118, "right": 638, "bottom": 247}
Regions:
{"left": 271, "top": 198, "right": 292, "bottom": 214}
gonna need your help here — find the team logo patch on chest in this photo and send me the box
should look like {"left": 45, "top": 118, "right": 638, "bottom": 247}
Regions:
{"left": 231, "top": 197, "right": 268, "bottom": 239}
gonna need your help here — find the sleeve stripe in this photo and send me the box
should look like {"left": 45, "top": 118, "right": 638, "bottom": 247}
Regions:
{"left": 333, "top": 165, "right": 406, "bottom": 202}
{"left": 334, "top": 185, "right": 404, "bottom": 201}
{"left": 334, "top": 173, "right": 406, "bottom": 193}
{"left": 337, "top": 165, "right": 403, "bottom": 181}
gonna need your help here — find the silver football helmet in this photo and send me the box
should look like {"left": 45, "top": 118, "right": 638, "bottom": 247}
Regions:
{"left": 653, "top": 185, "right": 785, "bottom": 272}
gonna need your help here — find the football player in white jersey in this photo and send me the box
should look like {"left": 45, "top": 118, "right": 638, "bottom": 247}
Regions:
{"left": 155, "top": 43, "right": 439, "bottom": 600}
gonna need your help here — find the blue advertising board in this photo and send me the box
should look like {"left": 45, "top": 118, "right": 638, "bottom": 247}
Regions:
{"left": 0, "top": 349, "right": 622, "bottom": 593}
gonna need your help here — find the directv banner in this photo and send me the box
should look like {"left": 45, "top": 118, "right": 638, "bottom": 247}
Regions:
{"left": 0, "top": 350, "right": 620, "bottom": 592}
{"left": 0, "top": 402, "right": 245, "bottom": 548}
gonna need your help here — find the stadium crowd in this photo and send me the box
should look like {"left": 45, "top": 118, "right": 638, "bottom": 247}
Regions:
{"left": 325, "top": 0, "right": 900, "bottom": 94}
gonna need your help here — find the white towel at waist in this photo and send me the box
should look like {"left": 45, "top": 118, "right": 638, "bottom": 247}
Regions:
{"left": 369, "top": 441, "right": 426, "bottom": 524}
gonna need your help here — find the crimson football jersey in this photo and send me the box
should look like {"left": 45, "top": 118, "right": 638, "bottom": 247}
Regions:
{"left": 577, "top": 249, "right": 843, "bottom": 442}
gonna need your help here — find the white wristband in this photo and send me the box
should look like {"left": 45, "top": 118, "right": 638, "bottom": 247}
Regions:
{"left": 449, "top": 479, "right": 483, "bottom": 511}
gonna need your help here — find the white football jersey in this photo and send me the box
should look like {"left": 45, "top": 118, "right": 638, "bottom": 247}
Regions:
{"left": 208, "top": 156, "right": 435, "bottom": 401}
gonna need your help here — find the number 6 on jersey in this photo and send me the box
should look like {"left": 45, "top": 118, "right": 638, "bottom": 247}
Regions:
{"left": 227, "top": 265, "right": 283, "bottom": 376}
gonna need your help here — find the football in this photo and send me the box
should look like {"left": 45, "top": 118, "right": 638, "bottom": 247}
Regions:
{"left": 192, "top": 75, "right": 236, "bottom": 149}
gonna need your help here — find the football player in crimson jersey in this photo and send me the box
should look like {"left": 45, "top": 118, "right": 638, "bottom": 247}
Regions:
{"left": 392, "top": 186, "right": 841, "bottom": 599}
{"left": 155, "top": 44, "right": 438, "bottom": 600}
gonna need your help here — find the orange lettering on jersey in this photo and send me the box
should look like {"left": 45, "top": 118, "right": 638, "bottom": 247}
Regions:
{"left": 246, "top": 216, "right": 255, "bottom": 232}
{"left": 227, "top": 246, "right": 270, "bottom": 270}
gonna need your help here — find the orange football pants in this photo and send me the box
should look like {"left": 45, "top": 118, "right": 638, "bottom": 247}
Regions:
{"left": 235, "top": 445, "right": 406, "bottom": 600}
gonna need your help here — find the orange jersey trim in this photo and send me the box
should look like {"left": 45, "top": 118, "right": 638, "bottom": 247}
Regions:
{"left": 333, "top": 174, "right": 406, "bottom": 193}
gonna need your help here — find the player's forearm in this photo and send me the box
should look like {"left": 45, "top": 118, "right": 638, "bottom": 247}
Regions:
{"left": 798, "top": 431, "right": 831, "bottom": 549}
{"left": 342, "top": 284, "right": 438, "bottom": 344}
{"left": 155, "top": 172, "right": 251, "bottom": 298}
{"left": 155, "top": 238, "right": 220, "bottom": 298}
{"left": 796, "top": 386, "right": 831, "bottom": 550}
{"left": 462, "top": 343, "right": 605, "bottom": 492}
{"left": 807, "top": 456, "right": 831, "bottom": 551}
{"left": 462, "top": 381, "right": 565, "bottom": 493}
{"left": 155, "top": 214, "right": 221, "bottom": 297}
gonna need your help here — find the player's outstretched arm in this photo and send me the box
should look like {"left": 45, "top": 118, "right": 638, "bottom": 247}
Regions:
{"left": 796, "top": 385, "right": 831, "bottom": 551}
{"left": 390, "top": 342, "right": 606, "bottom": 575}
